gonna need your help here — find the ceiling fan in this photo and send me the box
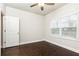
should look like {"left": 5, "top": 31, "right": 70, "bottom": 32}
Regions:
{"left": 30, "top": 3, "right": 55, "bottom": 11}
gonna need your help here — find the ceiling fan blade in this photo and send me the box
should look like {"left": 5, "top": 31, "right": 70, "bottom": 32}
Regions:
{"left": 45, "top": 3, "right": 55, "bottom": 5}
{"left": 40, "top": 6, "right": 44, "bottom": 11}
{"left": 30, "top": 3, "right": 38, "bottom": 7}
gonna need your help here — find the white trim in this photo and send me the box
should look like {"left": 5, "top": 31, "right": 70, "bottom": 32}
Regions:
{"left": 20, "top": 40, "right": 44, "bottom": 45}
{"left": 2, "top": 40, "right": 44, "bottom": 48}
{"left": 45, "top": 39, "right": 79, "bottom": 53}
{"left": 0, "top": 9, "right": 1, "bottom": 56}
{"left": 2, "top": 39, "right": 44, "bottom": 48}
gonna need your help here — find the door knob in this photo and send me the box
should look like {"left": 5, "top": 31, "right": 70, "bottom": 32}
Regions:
{"left": 4, "top": 29, "right": 6, "bottom": 32}
{"left": 4, "top": 41, "right": 6, "bottom": 43}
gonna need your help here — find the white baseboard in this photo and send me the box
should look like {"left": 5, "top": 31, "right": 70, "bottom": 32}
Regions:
{"left": 45, "top": 39, "right": 79, "bottom": 53}
{"left": 1, "top": 39, "right": 44, "bottom": 48}
{"left": 20, "top": 40, "right": 44, "bottom": 45}
{"left": 2, "top": 39, "right": 44, "bottom": 48}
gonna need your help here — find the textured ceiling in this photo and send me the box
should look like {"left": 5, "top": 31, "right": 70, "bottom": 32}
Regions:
{"left": 5, "top": 3, "right": 66, "bottom": 15}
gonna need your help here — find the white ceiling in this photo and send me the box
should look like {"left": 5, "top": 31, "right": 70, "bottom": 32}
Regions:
{"left": 5, "top": 3, "right": 66, "bottom": 15}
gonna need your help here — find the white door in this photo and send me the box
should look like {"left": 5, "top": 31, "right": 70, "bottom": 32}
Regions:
{"left": 3, "top": 16, "right": 19, "bottom": 48}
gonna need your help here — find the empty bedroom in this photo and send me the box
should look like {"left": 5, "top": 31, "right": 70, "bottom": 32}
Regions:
{"left": 0, "top": 3, "right": 79, "bottom": 56}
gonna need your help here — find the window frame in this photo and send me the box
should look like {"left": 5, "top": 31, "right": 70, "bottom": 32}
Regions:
{"left": 50, "top": 12, "right": 79, "bottom": 40}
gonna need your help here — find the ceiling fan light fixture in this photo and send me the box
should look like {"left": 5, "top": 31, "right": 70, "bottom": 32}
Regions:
{"left": 30, "top": 3, "right": 55, "bottom": 11}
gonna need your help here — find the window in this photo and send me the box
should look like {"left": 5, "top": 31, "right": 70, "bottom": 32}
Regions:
{"left": 50, "top": 19, "right": 59, "bottom": 34}
{"left": 50, "top": 14, "right": 77, "bottom": 38}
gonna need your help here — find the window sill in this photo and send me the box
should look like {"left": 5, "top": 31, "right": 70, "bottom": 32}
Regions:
{"left": 50, "top": 34, "right": 76, "bottom": 41}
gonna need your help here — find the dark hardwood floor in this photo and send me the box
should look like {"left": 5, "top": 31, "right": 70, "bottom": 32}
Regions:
{"left": 1, "top": 41, "right": 79, "bottom": 56}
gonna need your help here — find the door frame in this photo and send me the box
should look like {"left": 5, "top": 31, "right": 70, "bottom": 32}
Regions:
{"left": 3, "top": 16, "right": 20, "bottom": 48}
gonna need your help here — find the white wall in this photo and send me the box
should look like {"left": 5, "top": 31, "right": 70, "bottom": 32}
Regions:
{"left": 45, "top": 3, "right": 79, "bottom": 53}
{"left": 6, "top": 6, "right": 44, "bottom": 45}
